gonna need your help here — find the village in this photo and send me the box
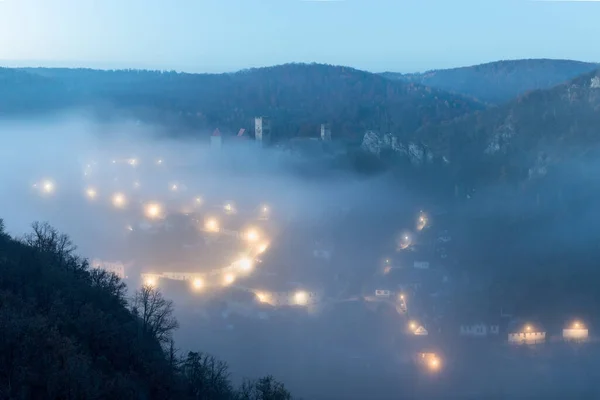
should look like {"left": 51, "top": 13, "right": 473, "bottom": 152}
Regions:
{"left": 28, "top": 117, "right": 599, "bottom": 388}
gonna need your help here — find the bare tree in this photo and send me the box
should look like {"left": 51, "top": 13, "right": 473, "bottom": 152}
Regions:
{"left": 181, "top": 351, "right": 233, "bottom": 400}
{"left": 21, "top": 222, "right": 84, "bottom": 272}
{"left": 166, "top": 338, "right": 180, "bottom": 371}
{"left": 88, "top": 268, "right": 128, "bottom": 306}
{"left": 237, "top": 376, "right": 292, "bottom": 400}
{"left": 131, "top": 285, "right": 179, "bottom": 344}
{"left": 23, "top": 222, "right": 76, "bottom": 256}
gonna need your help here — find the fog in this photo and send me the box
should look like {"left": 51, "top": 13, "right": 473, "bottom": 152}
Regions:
{"left": 3, "top": 114, "right": 600, "bottom": 399}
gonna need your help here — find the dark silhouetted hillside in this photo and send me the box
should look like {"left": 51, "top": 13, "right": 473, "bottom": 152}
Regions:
{"left": 381, "top": 59, "right": 599, "bottom": 104}
{"left": 3, "top": 63, "right": 484, "bottom": 142}
{"left": 0, "top": 219, "right": 294, "bottom": 400}
{"left": 412, "top": 69, "right": 600, "bottom": 186}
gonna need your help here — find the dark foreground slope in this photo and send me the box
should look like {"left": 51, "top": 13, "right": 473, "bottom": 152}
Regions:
{"left": 382, "top": 59, "right": 599, "bottom": 104}
{"left": 8, "top": 63, "right": 484, "bottom": 141}
{"left": 0, "top": 219, "right": 293, "bottom": 400}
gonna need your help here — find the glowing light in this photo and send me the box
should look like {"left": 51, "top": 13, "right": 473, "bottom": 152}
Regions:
{"left": 156, "top": 159, "right": 163, "bottom": 165}
{"left": 223, "top": 273, "right": 235, "bottom": 285}
{"left": 294, "top": 291, "right": 308, "bottom": 305}
{"left": 128, "top": 158, "right": 138, "bottom": 167}
{"left": 223, "top": 202, "right": 236, "bottom": 214}
{"left": 573, "top": 321, "right": 583, "bottom": 329}
{"left": 245, "top": 228, "right": 260, "bottom": 242}
{"left": 112, "top": 193, "right": 127, "bottom": 208}
{"left": 194, "top": 197, "right": 203, "bottom": 206}
{"left": 256, "top": 292, "right": 269, "bottom": 303}
{"left": 144, "top": 203, "right": 162, "bottom": 219}
{"left": 204, "top": 217, "right": 219, "bottom": 232}
{"left": 429, "top": 357, "right": 440, "bottom": 371}
{"left": 144, "top": 276, "right": 157, "bottom": 287}
{"left": 398, "top": 233, "right": 412, "bottom": 250}
{"left": 525, "top": 325, "right": 532, "bottom": 332}
{"left": 192, "top": 278, "right": 204, "bottom": 290}
{"left": 39, "top": 180, "right": 55, "bottom": 194}
{"left": 409, "top": 321, "right": 417, "bottom": 331}
{"left": 399, "top": 294, "right": 405, "bottom": 300}
{"left": 257, "top": 242, "right": 269, "bottom": 254}
{"left": 85, "top": 187, "right": 97, "bottom": 200}
{"left": 170, "top": 184, "right": 179, "bottom": 191}
{"left": 126, "top": 225, "right": 134, "bottom": 231}
{"left": 237, "top": 257, "right": 254, "bottom": 272}
{"left": 133, "top": 181, "right": 141, "bottom": 189}
{"left": 262, "top": 205, "right": 269, "bottom": 213}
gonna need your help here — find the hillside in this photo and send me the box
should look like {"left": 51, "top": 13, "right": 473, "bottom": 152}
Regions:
{"left": 0, "top": 68, "right": 74, "bottom": 114}
{"left": 4, "top": 63, "right": 484, "bottom": 142}
{"left": 0, "top": 219, "right": 294, "bottom": 399}
{"left": 381, "top": 59, "right": 599, "bottom": 104}
{"left": 411, "top": 69, "right": 600, "bottom": 186}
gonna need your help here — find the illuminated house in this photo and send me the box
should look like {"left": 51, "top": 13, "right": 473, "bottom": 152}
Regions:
{"left": 507, "top": 321, "right": 546, "bottom": 345}
{"left": 247, "top": 272, "right": 323, "bottom": 309}
{"left": 91, "top": 259, "right": 126, "bottom": 279}
{"left": 413, "top": 326, "right": 428, "bottom": 336}
{"left": 563, "top": 321, "right": 589, "bottom": 342}
{"left": 255, "top": 289, "right": 322, "bottom": 307}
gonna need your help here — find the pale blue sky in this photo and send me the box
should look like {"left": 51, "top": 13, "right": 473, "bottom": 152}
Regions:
{"left": 0, "top": 0, "right": 598, "bottom": 73}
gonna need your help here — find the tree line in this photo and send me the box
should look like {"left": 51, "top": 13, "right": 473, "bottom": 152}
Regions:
{"left": 0, "top": 219, "right": 294, "bottom": 400}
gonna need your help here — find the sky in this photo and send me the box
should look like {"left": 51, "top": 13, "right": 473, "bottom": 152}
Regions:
{"left": 0, "top": 0, "right": 599, "bottom": 73}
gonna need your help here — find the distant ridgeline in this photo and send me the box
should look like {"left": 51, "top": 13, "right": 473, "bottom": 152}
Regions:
{"left": 2, "top": 62, "right": 600, "bottom": 196}
{"left": 1, "top": 63, "right": 482, "bottom": 140}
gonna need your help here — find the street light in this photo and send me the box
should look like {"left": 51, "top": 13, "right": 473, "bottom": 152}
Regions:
{"left": 295, "top": 291, "right": 308, "bottom": 305}
{"left": 144, "top": 203, "right": 162, "bottom": 219}
{"left": 85, "top": 187, "right": 97, "bottom": 200}
{"left": 205, "top": 217, "right": 219, "bottom": 232}
{"left": 144, "top": 276, "right": 157, "bottom": 287}
{"left": 223, "top": 273, "right": 235, "bottom": 286}
{"left": 191, "top": 278, "right": 204, "bottom": 291}
{"left": 237, "top": 257, "right": 254, "bottom": 272}
{"left": 112, "top": 192, "right": 127, "bottom": 208}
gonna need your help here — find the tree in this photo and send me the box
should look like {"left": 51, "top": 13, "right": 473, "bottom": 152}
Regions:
{"left": 181, "top": 352, "right": 234, "bottom": 400}
{"left": 88, "top": 267, "right": 128, "bottom": 307}
{"left": 237, "top": 376, "right": 293, "bottom": 400}
{"left": 131, "top": 285, "right": 179, "bottom": 344}
{"left": 23, "top": 221, "right": 76, "bottom": 257}
{"left": 21, "top": 221, "right": 85, "bottom": 274}
{"left": 0, "top": 219, "right": 8, "bottom": 243}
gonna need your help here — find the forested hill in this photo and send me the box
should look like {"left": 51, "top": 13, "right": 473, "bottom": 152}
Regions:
{"left": 411, "top": 68, "right": 600, "bottom": 187}
{"left": 381, "top": 59, "right": 599, "bottom": 104}
{"left": 0, "top": 219, "right": 294, "bottom": 400}
{"left": 1, "top": 63, "right": 484, "bottom": 142}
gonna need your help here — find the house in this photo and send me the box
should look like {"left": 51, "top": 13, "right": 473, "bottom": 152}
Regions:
{"left": 91, "top": 259, "right": 127, "bottom": 279}
{"left": 312, "top": 240, "right": 334, "bottom": 261}
{"left": 244, "top": 272, "right": 324, "bottom": 309}
{"left": 413, "top": 326, "right": 428, "bottom": 336}
{"left": 459, "top": 323, "right": 500, "bottom": 337}
{"left": 563, "top": 321, "right": 589, "bottom": 342}
{"left": 414, "top": 261, "right": 430, "bottom": 270}
{"left": 507, "top": 320, "right": 546, "bottom": 345}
